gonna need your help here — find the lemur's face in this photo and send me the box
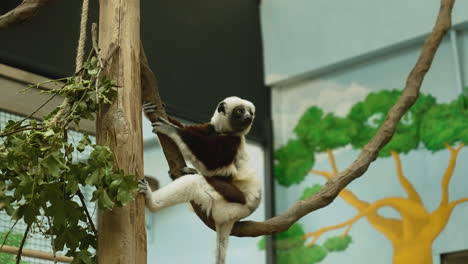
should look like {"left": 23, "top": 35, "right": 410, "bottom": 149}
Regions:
{"left": 229, "top": 104, "right": 254, "bottom": 133}
{"left": 211, "top": 96, "right": 256, "bottom": 135}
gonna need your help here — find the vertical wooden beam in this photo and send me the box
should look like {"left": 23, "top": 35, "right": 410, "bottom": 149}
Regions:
{"left": 97, "top": 0, "right": 146, "bottom": 263}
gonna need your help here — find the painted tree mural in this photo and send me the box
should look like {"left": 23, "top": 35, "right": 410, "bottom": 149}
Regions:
{"left": 272, "top": 89, "right": 468, "bottom": 264}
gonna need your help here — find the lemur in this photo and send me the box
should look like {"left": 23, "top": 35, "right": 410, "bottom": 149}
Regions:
{"left": 139, "top": 96, "right": 261, "bottom": 264}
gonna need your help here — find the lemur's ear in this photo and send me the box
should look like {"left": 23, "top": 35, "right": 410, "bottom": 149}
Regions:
{"left": 217, "top": 102, "right": 226, "bottom": 115}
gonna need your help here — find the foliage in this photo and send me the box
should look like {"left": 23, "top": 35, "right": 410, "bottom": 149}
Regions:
{"left": 348, "top": 90, "right": 435, "bottom": 157}
{"left": 275, "top": 139, "right": 314, "bottom": 186}
{"left": 277, "top": 245, "right": 327, "bottom": 264}
{"left": 323, "top": 235, "right": 352, "bottom": 252}
{"left": 421, "top": 95, "right": 468, "bottom": 151}
{"left": 0, "top": 56, "right": 137, "bottom": 263}
{"left": 258, "top": 223, "right": 350, "bottom": 264}
{"left": 295, "top": 106, "right": 358, "bottom": 152}
{"left": 301, "top": 184, "right": 323, "bottom": 200}
{"left": 0, "top": 231, "right": 30, "bottom": 264}
{"left": 272, "top": 88, "right": 467, "bottom": 262}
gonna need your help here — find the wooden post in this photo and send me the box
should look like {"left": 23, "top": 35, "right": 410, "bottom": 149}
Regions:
{"left": 97, "top": 0, "right": 146, "bottom": 263}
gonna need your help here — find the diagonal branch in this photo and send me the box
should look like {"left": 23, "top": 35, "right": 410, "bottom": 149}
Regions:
{"left": 310, "top": 167, "right": 404, "bottom": 242}
{"left": 391, "top": 151, "right": 423, "bottom": 204}
{"left": 0, "top": 0, "right": 52, "bottom": 30}
{"left": 327, "top": 148, "right": 339, "bottom": 174}
{"left": 303, "top": 197, "right": 411, "bottom": 246}
{"left": 77, "top": 190, "right": 97, "bottom": 237}
{"left": 448, "top": 197, "right": 468, "bottom": 210}
{"left": 141, "top": 0, "right": 455, "bottom": 237}
{"left": 440, "top": 143, "right": 464, "bottom": 206}
{"left": 15, "top": 224, "right": 30, "bottom": 264}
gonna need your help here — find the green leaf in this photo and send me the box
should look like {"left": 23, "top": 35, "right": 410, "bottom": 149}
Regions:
{"left": 72, "top": 250, "right": 93, "bottom": 264}
{"left": 420, "top": 95, "right": 468, "bottom": 151}
{"left": 43, "top": 129, "right": 56, "bottom": 137}
{"left": 99, "top": 190, "right": 115, "bottom": 209}
{"left": 294, "top": 107, "right": 358, "bottom": 152}
{"left": 348, "top": 90, "right": 436, "bottom": 156}
{"left": 300, "top": 184, "right": 323, "bottom": 200}
{"left": 257, "top": 236, "right": 266, "bottom": 250}
{"left": 274, "top": 140, "right": 314, "bottom": 186}
{"left": 323, "top": 235, "right": 352, "bottom": 252}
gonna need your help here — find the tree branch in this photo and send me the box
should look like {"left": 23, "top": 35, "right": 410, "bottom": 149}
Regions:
{"left": 326, "top": 148, "right": 339, "bottom": 174}
{"left": 303, "top": 197, "right": 399, "bottom": 246}
{"left": 440, "top": 143, "right": 464, "bottom": 206}
{"left": 390, "top": 151, "right": 423, "bottom": 204}
{"left": 311, "top": 154, "right": 403, "bottom": 243}
{"left": 140, "top": 0, "right": 455, "bottom": 237}
{"left": 77, "top": 190, "right": 98, "bottom": 237}
{"left": 0, "top": 0, "right": 52, "bottom": 30}
{"left": 15, "top": 224, "right": 30, "bottom": 264}
{"left": 448, "top": 197, "right": 468, "bottom": 210}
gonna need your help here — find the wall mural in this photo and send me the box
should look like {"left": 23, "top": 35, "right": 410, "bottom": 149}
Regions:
{"left": 261, "top": 89, "right": 468, "bottom": 264}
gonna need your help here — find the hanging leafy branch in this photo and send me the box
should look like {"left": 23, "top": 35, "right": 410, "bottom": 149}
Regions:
{"left": 0, "top": 46, "right": 137, "bottom": 263}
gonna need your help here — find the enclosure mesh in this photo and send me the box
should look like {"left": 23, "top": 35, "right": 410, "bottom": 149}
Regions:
{"left": 0, "top": 110, "right": 97, "bottom": 264}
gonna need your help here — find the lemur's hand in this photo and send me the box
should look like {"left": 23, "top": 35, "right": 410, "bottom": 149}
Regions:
{"left": 138, "top": 179, "right": 151, "bottom": 193}
{"left": 142, "top": 102, "right": 157, "bottom": 119}
{"left": 168, "top": 167, "right": 199, "bottom": 179}
{"left": 151, "top": 121, "right": 177, "bottom": 135}
{"left": 152, "top": 117, "right": 179, "bottom": 135}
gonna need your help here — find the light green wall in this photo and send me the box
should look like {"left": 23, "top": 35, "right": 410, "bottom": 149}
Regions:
{"left": 261, "top": 0, "right": 468, "bottom": 80}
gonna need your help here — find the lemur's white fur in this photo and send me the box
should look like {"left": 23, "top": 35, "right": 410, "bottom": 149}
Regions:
{"left": 211, "top": 96, "right": 256, "bottom": 135}
{"left": 141, "top": 96, "right": 261, "bottom": 264}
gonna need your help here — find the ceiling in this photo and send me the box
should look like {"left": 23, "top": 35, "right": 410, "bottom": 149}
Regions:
{"left": 0, "top": 0, "right": 270, "bottom": 143}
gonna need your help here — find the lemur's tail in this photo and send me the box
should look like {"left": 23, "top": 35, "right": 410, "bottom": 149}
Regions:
{"left": 216, "top": 221, "right": 234, "bottom": 264}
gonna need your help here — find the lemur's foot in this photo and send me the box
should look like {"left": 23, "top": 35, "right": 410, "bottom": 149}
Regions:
{"left": 168, "top": 166, "right": 199, "bottom": 179}
{"left": 138, "top": 179, "right": 150, "bottom": 193}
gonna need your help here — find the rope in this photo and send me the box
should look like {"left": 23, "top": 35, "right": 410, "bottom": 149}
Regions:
{"left": 75, "top": 0, "right": 89, "bottom": 72}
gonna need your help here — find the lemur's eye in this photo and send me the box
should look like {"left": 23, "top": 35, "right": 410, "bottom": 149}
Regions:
{"left": 236, "top": 109, "right": 244, "bottom": 115}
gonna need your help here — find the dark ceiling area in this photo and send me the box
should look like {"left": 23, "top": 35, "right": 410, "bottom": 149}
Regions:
{"left": 0, "top": 0, "right": 269, "bottom": 143}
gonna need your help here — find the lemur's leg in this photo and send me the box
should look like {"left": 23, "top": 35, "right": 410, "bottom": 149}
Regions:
{"left": 139, "top": 174, "right": 213, "bottom": 212}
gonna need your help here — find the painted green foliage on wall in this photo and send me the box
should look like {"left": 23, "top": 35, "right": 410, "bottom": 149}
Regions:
{"left": 258, "top": 223, "right": 351, "bottom": 264}
{"left": 0, "top": 231, "right": 30, "bottom": 264}
{"left": 348, "top": 90, "right": 436, "bottom": 156}
{"left": 268, "top": 89, "right": 468, "bottom": 264}
{"left": 275, "top": 89, "right": 468, "bottom": 187}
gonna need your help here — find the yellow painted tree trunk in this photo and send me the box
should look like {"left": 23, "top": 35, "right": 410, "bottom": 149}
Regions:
{"left": 308, "top": 146, "right": 468, "bottom": 264}
{"left": 393, "top": 242, "right": 432, "bottom": 264}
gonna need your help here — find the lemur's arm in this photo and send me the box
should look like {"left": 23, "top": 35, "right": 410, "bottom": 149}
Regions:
{"left": 153, "top": 117, "right": 241, "bottom": 171}
{"left": 143, "top": 102, "right": 241, "bottom": 171}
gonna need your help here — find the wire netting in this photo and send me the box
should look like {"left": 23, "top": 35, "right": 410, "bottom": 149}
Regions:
{"left": 0, "top": 110, "right": 96, "bottom": 264}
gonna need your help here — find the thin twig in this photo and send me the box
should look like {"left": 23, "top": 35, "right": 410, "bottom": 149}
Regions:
{"left": 77, "top": 190, "right": 98, "bottom": 237}
{"left": 15, "top": 224, "right": 30, "bottom": 264}
{"left": 0, "top": 219, "right": 19, "bottom": 250}
{"left": 46, "top": 216, "right": 58, "bottom": 264}
{"left": 0, "top": 126, "right": 42, "bottom": 137}
{"left": 1, "top": 91, "right": 57, "bottom": 135}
